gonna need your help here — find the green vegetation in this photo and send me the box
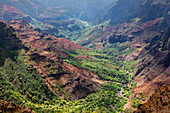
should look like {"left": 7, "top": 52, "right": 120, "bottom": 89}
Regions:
{"left": 0, "top": 19, "right": 139, "bottom": 113}
{"left": 116, "top": 98, "right": 128, "bottom": 112}
{"left": 0, "top": 46, "right": 133, "bottom": 112}
{"left": 0, "top": 58, "right": 124, "bottom": 112}
{"left": 132, "top": 98, "right": 141, "bottom": 108}
{"left": 0, "top": 58, "right": 57, "bottom": 105}
{"left": 46, "top": 19, "right": 90, "bottom": 41}
{"left": 51, "top": 47, "right": 129, "bottom": 83}
{"left": 132, "top": 82, "right": 137, "bottom": 89}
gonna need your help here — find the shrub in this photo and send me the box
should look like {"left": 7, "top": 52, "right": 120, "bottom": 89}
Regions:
{"left": 132, "top": 98, "right": 141, "bottom": 108}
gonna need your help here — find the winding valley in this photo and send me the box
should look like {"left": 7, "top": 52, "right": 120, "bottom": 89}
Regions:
{"left": 0, "top": 0, "right": 169, "bottom": 113}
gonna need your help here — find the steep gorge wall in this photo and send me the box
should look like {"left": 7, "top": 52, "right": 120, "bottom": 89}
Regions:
{"left": 4, "top": 20, "right": 103, "bottom": 100}
{"left": 133, "top": 26, "right": 170, "bottom": 97}
{"left": 134, "top": 84, "right": 170, "bottom": 113}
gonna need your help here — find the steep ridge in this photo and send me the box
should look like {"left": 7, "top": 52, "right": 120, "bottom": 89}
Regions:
{"left": 0, "top": 0, "right": 45, "bottom": 18}
{"left": 138, "top": 0, "right": 170, "bottom": 23}
{"left": 0, "top": 1, "right": 89, "bottom": 25}
{"left": 78, "top": 16, "right": 163, "bottom": 51}
{"left": 0, "top": 20, "right": 59, "bottom": 112}
{"left": 96, "top": 0, "right": 146, "bottom": 24}
{"left": 78, "top": 0, "right": 169, "bottom": 55}
{"left": 6, "top": 20, "right": 103, "bottom": 100}
{"left": 134, "top": 26, "right": 170, "bottom": 99}
{"left": 124, "top": 26, "right": 170, "bottom": 109}
{"left": 0, "top": 5, "right": 53, "bottom": 30}
{"left": 96, "top": 0, "right": 170, "bottom": 26}
{"left": 0, "top": 5, "right": 25, "bottom": 21}
{"left": 134, "top": 84, "right": 170, "bottom": 113}
{"left": 0, "top": 21, "right": 22, "bottom": 66}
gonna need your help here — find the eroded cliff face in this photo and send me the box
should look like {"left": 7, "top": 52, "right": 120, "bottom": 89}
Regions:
{"left": 134, "top": 84, "right": 170, "bottom": 113}
{"left": 98, "top": 0, "right": 146, "bottom": 24}
{"left": 124, "top": 26, "right": 170, "bottom": 109}
{"left": 133, "top": 26, "right": 170, "bottom": 97}
{"left": 80, "top": 17, "right": 163, "bottom": 51}
{"left": 138, "top": 0, "right": 170, "bottom": 23}
{"left": 81, "top": 0, "right": 170, "bottom": 51}
{"left": 3, "top": 20, "right": 103, "bottom": 100}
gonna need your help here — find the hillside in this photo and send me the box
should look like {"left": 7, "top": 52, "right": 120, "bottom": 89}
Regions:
{"left": 0, "top": 20, "right": 131, "bottom": 112}
{"left": 123, "top": 26, "right": 170, "bottom": 110}
{"left": 0, "top": 100, "right": 34, "bottom": 113}
{"left": 0, "top": 0, "right": 84, "bottom": 21}
{"left": 0, "top": 0, "right": 45, "bottom": 18}
{"left": 96, "top": 0, "right": 146, "bottom": 24}
{"left": 96, "top": 0, "right": 170, "bottom": 26}
{"left": 76, "top": 0, "right": 169, "bottom": 53}
{"left": 0, "top": 5, "right": 25, "bottom": 21}
{"left": 134, "top": 84, "right": 170, "bottom": 113}
{"left": 1, "top": 20, "right": 102, "bottom": 100}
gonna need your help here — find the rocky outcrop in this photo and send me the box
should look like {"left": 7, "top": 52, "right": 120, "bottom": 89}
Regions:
{"left": 134, "top": 84, "right": 170, "bottom": 113}
{"left": 0, "top": 100, "right": 34, "bottom": 113}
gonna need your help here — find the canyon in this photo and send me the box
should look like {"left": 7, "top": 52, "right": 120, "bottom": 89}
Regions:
{"left": 0, "top": 0, "right": 169, "bottom": 112}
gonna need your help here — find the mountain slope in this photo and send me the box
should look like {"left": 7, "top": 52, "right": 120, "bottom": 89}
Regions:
{"left": 0, "top": 0, "right": 89, "bottom": 22}
{"left": 0, "top": 100, "right": 34, "bottom": 113}
{"left": 77, "top": 0, "right": 169, "bottom": 52}
{"left": 97, "top": 0, "right": 170, "bottom": 26}
{"left": 0, "top": 0, "right": 45, "bottom": 18}
{"left": 0, "top": 19, "right": 130, "bottom": 112}
{"left": 134, "top": 84, "right": 170, "bottom": 113}
{"left": 97, "top": 0, "right": 146, "bottom": 24}
{"left": 0, "top": 20, "right": 62, "bottom": 113}
{"left": 138, "top": 0, "right": 170, "bottom": 23}
{"left": 123, "top": 26, "right": 170, "bottom": 110}
{"left": 5, "top": 20, "right": 103, "bottom": 100}
{"left": 0, "top": 5, "right": 25, "bottom": 21}
{"left": 133, "top": 26, "right": 170, "bottom": 97}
